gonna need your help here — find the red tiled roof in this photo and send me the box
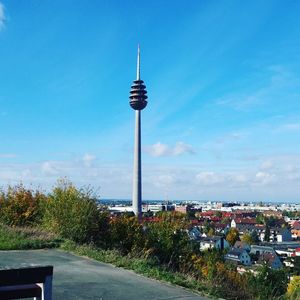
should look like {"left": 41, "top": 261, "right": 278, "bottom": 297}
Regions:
{"left": 234, "top": 218, "right": 256, "bottom": 224}
{"left": 292, "top": 221, "right": 300, "bottom": 230}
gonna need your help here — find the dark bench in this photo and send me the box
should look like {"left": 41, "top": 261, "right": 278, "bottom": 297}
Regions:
{"left": 0, "top": 265, "right": 53, "bottom": 300}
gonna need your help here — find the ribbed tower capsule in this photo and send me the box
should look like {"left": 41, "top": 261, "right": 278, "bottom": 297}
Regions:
{"left": 129, "top": 45, "right": 148, "bottom": 221}
{"left": 129, "top": 45, "right": 148, "bottom": 110}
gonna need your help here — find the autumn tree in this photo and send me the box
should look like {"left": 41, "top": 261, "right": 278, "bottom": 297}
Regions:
{"left": 0, "top": 184, "right": 45, "bottom": 226}
{"left": 241, "top": 233, "right": 253, "bottom": 245}
{"left": 226, "top": 227, "right": 239, "bottom": 246}
{"left": 241, "top": 231, "right": 258, "bottom": 245}
{"left": 286, "top": 276, "right": 300, "bottom": 300}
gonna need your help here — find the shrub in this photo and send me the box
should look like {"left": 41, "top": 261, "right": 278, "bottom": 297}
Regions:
{"left": 108, "top": 215, "right": 145, "bottom": 254}
{"left": 0, "top": 184, "right": 45, "bottom": 226}
{"left": 249, "top": 265, "right": 288, "bottom": 299}
{"left": 287, "top": 276, "right": 300, "bottom": 300}
{"left": 144, "top": 214, "right": 193, "bottom": 271}
{"left": 42, "top": 180, "right": 100, "bottom": 244}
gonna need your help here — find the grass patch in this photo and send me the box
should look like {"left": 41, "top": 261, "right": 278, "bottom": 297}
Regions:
{"left": 0, "top": 224, "right": 62, "bottom": 250}
{"left": 60, "top": 240, "right": 213, "bottom": 297}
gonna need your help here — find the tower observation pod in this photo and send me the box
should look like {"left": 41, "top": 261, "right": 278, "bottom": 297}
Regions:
{"left": 129, "top": 45, "right": 148, "bottom": 220}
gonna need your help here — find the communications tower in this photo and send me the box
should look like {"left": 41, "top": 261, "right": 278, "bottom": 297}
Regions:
{"left": 129, "top": 45, "right": 148, "bottom": 220}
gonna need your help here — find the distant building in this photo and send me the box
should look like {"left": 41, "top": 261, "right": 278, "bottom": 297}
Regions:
{"left": 225, "top": 248, "right": 252, "bottom": 266}
{"left": 257, "top": 253, "right": 283, "bottom": 269}
{"left": 187, "top": 227, "right": 201, "bottom": 241}
{"left": 175, "top": 205, "right": 188, "bottom": 214}
{"left": 262, "top": 210, "right": 283, "bottom": 218}
{"left": 231, "top": 218, "right": 256, "bottom": 228}
{"left": 142, "top": 204, "right": 174, "bottom": 213}
{"left": 291, "top": 221, "right": 300, "bottom": 239}
{"left": 269, "top": 227, "right": 292, "bottom": 242}
{"left": 251, "top": 245, "right": 275, "bottom": 255}
{"left": 199, "top": 236, "right": 230, "bottom": 251}
{"left": 234, "top": 241, "right": 251, "bottom": 252}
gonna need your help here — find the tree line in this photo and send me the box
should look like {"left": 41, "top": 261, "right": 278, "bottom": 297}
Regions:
{"left": 0, "top": 181, "right": 298, "bottom": 299}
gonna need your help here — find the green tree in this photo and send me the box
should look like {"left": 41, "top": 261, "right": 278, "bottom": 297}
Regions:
{"left": 264, "top": 225, "right": 270, "bottom": 242}
{"left": 221, "top": 217, "right": 231, "bottom": 225}
{"left": 293, "top": 256, "right": 300, "bottom": 275}
{"left": 215, "top": 211, "right": 222, "bottom": 218}
{"left": 43, "top": 180, "right": 100, "bottom": 244}
{"left": 256, "top": 213, "right": 264, "bottom": 224}
{"left": 250, "top": 230, "right": 259, "bottom": 244}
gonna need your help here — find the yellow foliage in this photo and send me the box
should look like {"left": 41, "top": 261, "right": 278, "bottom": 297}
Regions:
{"left": 287, "top": 276, "right": 300, "bottom": 300}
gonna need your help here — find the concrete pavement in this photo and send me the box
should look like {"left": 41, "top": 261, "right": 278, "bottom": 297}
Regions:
{"left": 0, "top": 249, "right": 208, "bottom": 300}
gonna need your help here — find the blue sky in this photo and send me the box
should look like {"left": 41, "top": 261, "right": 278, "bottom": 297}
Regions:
{"left": 0, "top": 0, "right": 300, "bottom": 202}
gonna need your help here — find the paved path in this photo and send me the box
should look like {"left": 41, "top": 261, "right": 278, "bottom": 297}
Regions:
{"left": 0, "top": 249, "right": 208, "bottom": 300}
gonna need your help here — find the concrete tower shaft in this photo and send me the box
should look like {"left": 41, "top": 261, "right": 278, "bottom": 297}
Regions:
{"left": 129, "top": 45, "right": 148, "bottom": 220}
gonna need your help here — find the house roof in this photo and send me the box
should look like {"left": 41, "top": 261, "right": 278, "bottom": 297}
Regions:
{"left": 200, "top": 236, "right": 224, "bottom": 243}
{"left": 234, "top": 241, "right": 250, "bottom": 249}
{"left": 270, "top": 227, "right": 291, "bottom": 234}
{"left": 292, "top": 221, "right": 300, "bottom": 230}
{"left": 226, "top": 248, "right": 244, "bottom": 258}
{"left": 257, "top": 253, "right": 280, "bottom": 266}
{"left": 233, "top": 218, "right": 256, "bottom": 225}
{"left": 236, "top": 224, "right": 256, "bottom": 232}
{"left": 250, "top": 245, "right": 276, "bottom": 254}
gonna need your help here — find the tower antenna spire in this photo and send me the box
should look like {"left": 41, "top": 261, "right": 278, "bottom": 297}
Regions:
{"left": 136, "top": 44, "right": 140, "bottom": 80}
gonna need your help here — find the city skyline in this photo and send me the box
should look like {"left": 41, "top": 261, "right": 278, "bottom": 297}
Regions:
{"left": 0, "top": 1, "right": 300, "bottom": 202}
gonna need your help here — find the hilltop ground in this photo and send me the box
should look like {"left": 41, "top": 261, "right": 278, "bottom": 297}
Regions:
{"left": 0, "top": 249, "right": 208, "bottom": 300}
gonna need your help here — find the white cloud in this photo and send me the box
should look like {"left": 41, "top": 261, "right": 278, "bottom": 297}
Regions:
{"left": 82, "top": 153, "right": 96, "bottom": 167}
{"left": 41, "top": 161, "right": 60, "bottom": 176}
{"left": 173, "top": 142, "right": 195, "bottom": 155}
{"left": 0, "top": 153, "right": 300, "bottom": 202}
{"left": 255, "top": 171, "right": 276, "bottom": 185}
{"left": 0, "top": 2, "right": 6, "bottom": 31}
{"left": 260, "top": 160, "right": 273, "bottom": 170}
{"left": 196, "top": 172, "right": 225, "bottom": 186}
{"left": 145, "top": 142, "right": 195, "bottom": 157}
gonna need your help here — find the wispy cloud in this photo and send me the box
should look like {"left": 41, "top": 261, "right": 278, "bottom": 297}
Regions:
{"left": 278, "top": 123, "right": 300, "bottom": 132}
{"left": 145, "top": 142, "right": 195, "bottom": 157}
{"left": 0, "top": 153, "right": 300, "bottom": 201}
{"left": 216, "top": 65, "right": 300, "bottom": 111}
{"left": 0, "top": 153, "right": 17, "bottom": 158}
{"left": 0, "top": 2, "right": 6, "bottom": 31}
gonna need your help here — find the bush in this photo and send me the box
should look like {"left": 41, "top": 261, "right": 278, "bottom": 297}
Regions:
{"left": 144, "top": 213, "right": 194, "bottom": 271}
{"left": 108, "top": 215, "right": 145, "bottom": 254}
{"left": 0, "top": 184, "right": 45, "bottom": 226}
{"left": 42, "top": 180, "right": 100, "bottom": 244}
{"left": 286, "top": 276, "right": 300, "bottom": 300}
{"left": 249, "top": 265, "right": 288, "bottom": 299}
